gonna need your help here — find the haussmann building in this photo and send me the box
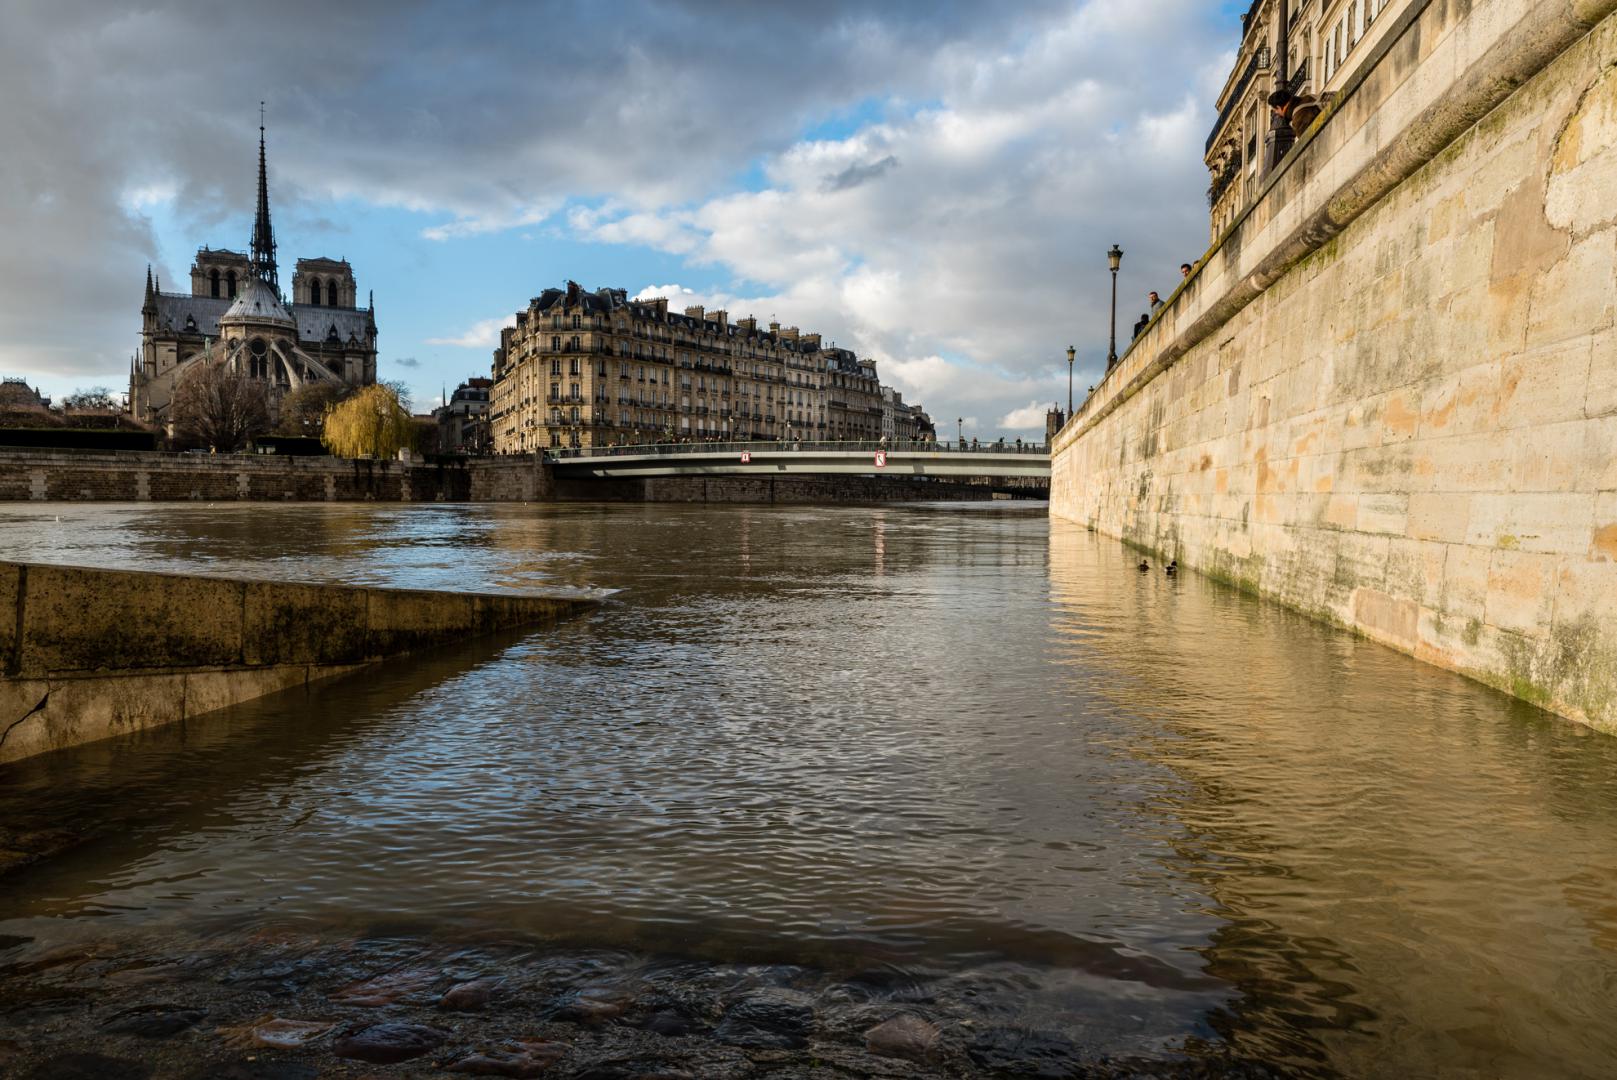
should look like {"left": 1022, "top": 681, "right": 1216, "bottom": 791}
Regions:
{"left": 489, "top": 281, "right": 930, "bottom": 453}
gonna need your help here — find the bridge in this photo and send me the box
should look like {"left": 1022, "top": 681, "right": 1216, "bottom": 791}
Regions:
{"left": 546, "top": 440, "right": 1050, "bottom": 484}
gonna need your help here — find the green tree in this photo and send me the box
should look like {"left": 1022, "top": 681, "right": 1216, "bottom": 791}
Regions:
{"left": 322, "top": 383, "right": 414, "bottom": 459}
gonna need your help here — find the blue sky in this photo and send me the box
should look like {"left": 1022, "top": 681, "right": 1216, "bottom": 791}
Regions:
{"left": 2, "top": 0, "right": 1243, "bottom": 436}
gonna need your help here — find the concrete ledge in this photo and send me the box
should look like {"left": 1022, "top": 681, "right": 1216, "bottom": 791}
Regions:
{"left": 0, "top": 561, "right": 602, "bottom": 764}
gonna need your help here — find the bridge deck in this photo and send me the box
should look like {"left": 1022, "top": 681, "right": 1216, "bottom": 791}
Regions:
{"left": 547, "top": 442, "right": 1050, "bottom": 481}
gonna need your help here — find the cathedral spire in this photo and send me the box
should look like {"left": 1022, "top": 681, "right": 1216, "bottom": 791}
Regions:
{"left": 249, "top": 102, "right": 278, "bottom": 290}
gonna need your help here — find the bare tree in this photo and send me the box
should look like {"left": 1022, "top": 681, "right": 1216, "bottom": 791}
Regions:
{"left": 171, "top": 361, "right": 270, "bottom": 451}
{"left": 63, "top": 386, "right": 116, "bottom": 410}
{"left": 277, "top": 381, "right": 347, "bottom": 437}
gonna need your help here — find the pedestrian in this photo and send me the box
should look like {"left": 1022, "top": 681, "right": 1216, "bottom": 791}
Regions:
{"left": 1180, "top": 263, "right": 1192, "bottom": 279}
{"left": 1132, "top": 313, "right": 1149, "bottom": 338}
{"left": 1148, "top": 291, "right": 1164, "bottom": 313}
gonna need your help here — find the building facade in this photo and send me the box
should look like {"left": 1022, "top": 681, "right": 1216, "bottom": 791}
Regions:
{"left": 433, "top": 377, "right": 492, "bottom": 454}
{"left": 1206, "top": 0, "right": 1411, "bottom": 238}
{"left": 130, "top": 124, "right": 377, "bottom": 428}
{"left": 490, "top": 282, "right": 927, "bottom": 453}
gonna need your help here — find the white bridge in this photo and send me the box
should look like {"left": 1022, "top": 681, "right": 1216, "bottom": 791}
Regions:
{"left": 547, "top": 440, "right": 1051, "bottom": 482}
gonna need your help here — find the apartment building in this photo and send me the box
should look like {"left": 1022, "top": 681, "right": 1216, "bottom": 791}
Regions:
{"left": 490, "top": 282, "right": 916, "bottom": 453}
{"left": 1206, "top": 0, "right": 1411, "bottom": 238}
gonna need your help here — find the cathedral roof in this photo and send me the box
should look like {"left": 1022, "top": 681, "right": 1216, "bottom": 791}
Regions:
{"left": 298, "top": 306, "right": 373, "bottom": 345}
{"left": 152, "top": 291, "right": 373, "bottom": 346}
{"left": 221, "top": 276, "right": 295, "bottom": 326}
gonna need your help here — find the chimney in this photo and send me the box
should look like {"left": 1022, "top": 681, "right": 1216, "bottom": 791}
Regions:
{"left": 780, "top": 326, "right": 799, "bottom": 342}
{"left": 651, "top": 297, "right": 669, "bottom": 316}
{"left": 801, "top": 332, "right": 821, "bottom": 349}
{"left": 684, "top": 305, "right": 705, "bottom": 320}
{"left": 738, "top": 316, "right": 757, "bottom": 331}
{"left": 711, "top": 310, "right": 728, "bottom": 328}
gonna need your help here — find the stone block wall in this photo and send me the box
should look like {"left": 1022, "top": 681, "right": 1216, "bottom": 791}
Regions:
{"left": 0, "top": 449, "right": 561, "bottom": 503}
{"left": 469, "top": 455, "right": 553, "bottom": 501}
{"left": 1052, "top": 2, "right": 1617, "bottom": 731}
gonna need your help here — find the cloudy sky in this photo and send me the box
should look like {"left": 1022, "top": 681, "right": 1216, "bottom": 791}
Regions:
{"left": 1, "top": 0, "right": 1242, "bottom": 437}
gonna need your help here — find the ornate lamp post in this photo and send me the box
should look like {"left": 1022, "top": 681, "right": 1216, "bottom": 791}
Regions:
{"left": 1066, "top": 345, "right": 1076, "bottom": 415}
{"left": 1107, "top": 244, "right": 1123, "bottom": 370}
{"left": 957, "top": 417, "right": 963, "bottom": 447}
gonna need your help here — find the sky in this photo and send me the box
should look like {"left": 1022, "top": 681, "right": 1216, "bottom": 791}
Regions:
{"left": 0, "top": 0, "right": 1245, "bottom": 438}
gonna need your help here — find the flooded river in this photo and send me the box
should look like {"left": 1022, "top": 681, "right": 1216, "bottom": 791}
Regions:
{"left": 1, "top": 502, "right": 1615, "bottom": 1078}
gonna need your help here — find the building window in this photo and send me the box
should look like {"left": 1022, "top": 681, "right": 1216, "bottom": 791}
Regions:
{"left": 210, "top": 269, "right": 220, "bottom": 298}
{"left": 572, "top": 315, "right": 581, "bottom": 329}
{"left": 226, "top": 270, "right": 237, "bottom": 297}
{"left": 310, "top": 279, "right": 323, "bottom": 306}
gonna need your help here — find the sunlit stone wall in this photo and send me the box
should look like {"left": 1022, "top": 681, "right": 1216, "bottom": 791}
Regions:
{"left": 1052, "top": 1, "right": 1617, "bottom": 730}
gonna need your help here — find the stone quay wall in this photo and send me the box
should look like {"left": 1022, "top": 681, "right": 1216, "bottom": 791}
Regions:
{"left": 0, "top": 561, "right": 600, "bottom": 765}
{"left": 0, "top": 449, "right": 553, "bottom": 503}
{"left": 1051, "top": 0, "right": 1617, "bottom": 731}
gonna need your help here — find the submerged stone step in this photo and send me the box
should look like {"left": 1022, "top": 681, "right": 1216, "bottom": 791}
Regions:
{"left": 0, "top": 560, "right": 604, "bottom": 765}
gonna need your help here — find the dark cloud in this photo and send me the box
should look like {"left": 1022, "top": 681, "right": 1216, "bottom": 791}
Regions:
{"left": 822, "top": 155, "right": 899, "bottom": 193}
{"left": 392, "top": 356, "right": 420, "bottom": 368}
{"left": 0, "top": 0, "right": 1234, "bottom": 434}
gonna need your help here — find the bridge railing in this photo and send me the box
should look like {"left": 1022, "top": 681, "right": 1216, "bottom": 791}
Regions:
{"left": 547, "top": 440, "right": 1050, "bottom": 461}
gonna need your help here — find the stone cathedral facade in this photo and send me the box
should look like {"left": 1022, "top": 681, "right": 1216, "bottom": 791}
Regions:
{"left": 129, "top": 123, "right": 378, "bottom": 428}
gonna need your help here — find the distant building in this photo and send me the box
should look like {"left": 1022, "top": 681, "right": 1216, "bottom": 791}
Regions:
{"left": 1206, "top": 0, "right": 1411, "bottom": 237}
{"left": 0, "top": 379, "right": 50, "bottom": 411}
{"left": 1045, "top": 407, "right": 1065, "bottom": 445}
{"left": 489, "top": 281, "right": 923, "bottom": 452}
{"left": 130, "top": 122, "right": 378, "bottom": 428}
{"left": 434, "top": 378, "right": 492, "bottom": 454}
{"left": 879, "top": 386, "right": 934, "bottom": 442}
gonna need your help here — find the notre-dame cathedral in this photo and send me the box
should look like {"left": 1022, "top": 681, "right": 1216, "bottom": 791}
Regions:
{"left": 129, "top": 120, "right": 378, "bottom": 428}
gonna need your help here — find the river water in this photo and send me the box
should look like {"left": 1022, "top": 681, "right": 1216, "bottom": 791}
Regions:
{"left": 1, "top": 502, "right": 1615, "bottom": 1078}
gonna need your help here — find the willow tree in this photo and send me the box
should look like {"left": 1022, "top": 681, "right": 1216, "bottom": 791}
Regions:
{"left": 322, "top": 383, "right": 414, "bottom": 459}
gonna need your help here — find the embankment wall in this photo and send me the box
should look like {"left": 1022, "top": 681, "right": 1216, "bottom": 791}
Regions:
{"left": 0, "top": 449, "right": 552, "bottom": 503}
{"left": 0, "top": 561, "right": 598, "bottom": 765}
{"left": 1051, "top": 1, "right": 1617, "bottom": 730}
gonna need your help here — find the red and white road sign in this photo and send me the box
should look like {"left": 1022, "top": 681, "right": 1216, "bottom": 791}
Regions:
{"left": 874, "top": 450, "right": 887, "bottom": 468}
{"left": 740, "top": 451, "right": 752, "bottom": 464}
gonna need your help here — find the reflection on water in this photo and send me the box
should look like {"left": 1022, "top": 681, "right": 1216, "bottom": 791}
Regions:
{"left": 1, "top": 502, "right": 1615, "bottom": 1077}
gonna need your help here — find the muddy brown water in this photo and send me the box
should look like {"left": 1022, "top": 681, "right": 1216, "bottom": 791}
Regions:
{"left": 0, "top": 502, "right": 1615, "bottom": 1078}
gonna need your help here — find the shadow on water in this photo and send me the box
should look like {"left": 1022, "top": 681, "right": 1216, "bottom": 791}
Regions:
{"left": 0, "top": 625, "right": 549, "bottom": 897}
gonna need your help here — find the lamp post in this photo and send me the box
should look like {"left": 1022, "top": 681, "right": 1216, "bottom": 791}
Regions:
{"left": 1107, "top": 244, "right": 1123, "bottom": 370}
{"left": 1066, "top": 345, "right": 1076, "bottom": 416}
{"left": 957, "top": 417, "right": 963, "bottom": 447}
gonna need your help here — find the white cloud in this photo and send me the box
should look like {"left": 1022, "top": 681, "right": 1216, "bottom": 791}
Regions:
{"left": 425, "top": 316, "right": 514, "bottom": 349}
{"left": 1000, "top": 401, "right": 1059, "bottom": 430}
{"left": 0, "top": 0, "right": 1235, "bottom": 425}
{"left": 560, "top": 0, "right": 1226, "bottom": 431}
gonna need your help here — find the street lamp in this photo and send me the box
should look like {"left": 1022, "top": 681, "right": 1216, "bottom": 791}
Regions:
{"left": 957, "top": 417, "right": 963, "bottom": 446}
{"left": 1107, "top": 244, "right": 1123, "bottom": 370}
{"left": 1066, "top": 345, "right": 1076, "bottom": 416}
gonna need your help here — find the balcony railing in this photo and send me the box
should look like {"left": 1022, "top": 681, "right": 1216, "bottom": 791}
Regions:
{"left": 1207, "top": 47, "right": 1269, "bottom": 153}
{"left": 1288, "top": 58, "right": 1310, "bottom": 96}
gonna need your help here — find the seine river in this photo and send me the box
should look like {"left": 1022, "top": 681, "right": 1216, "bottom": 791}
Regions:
{"left": 1, "top": 502, "right": 1616, "bottom": 1078}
